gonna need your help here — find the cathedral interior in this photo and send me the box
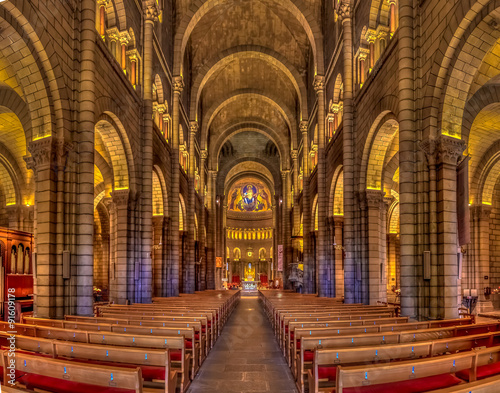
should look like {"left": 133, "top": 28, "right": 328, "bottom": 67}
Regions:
{"left": 1, "top": 0, "right": 500, "bottom": 392}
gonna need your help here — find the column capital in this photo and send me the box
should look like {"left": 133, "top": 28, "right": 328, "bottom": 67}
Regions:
{"left": 334, "top": 216, "right": 344, "bottom": 227}
{"left": 299, "top": 121, "right": 308, "bottom": 135}
{"left": 143, "top": 0, "right": 160, "bottom": 22}
{"left": 436, "top": 135, "right": 466, "bottom": 166}
{"left": 173, "top": 76, "right": 184, "bottom": 94}
{"left": 111, "top": 189, "right": 130, "bottom": 206}
{"left": 330, "top": 102, "right": 343, "bottom": 113}
{"left": 126, "top": 48, "right": 140, "bottom": 62}
{"left": 336, "top": 1, "right": 352, "bottom": 22}
{"left": 209, "top": 169, "right": 217, "bottom": 179}
{"left": 376, "top": 25, "right": 390, "bottom": 40}
{"left": 25, "top": 137, "right": 74, "bottom": 172}
{"left": 97, "top": 0, "right": 110, "bottom": 6}
{"left": 471, "top": 205, "right": 493, "bottom": 220}
{"left": 313, "top": 75, "right": 325, "bottom": 93}
{"left": 281, "top": 170, "right": 290, "bottom": 179}
{"left": 291, "top": 150, "right": 298, "bottom": 160}
{"left": 365, "top": 189, "right": 385, "bottom": 209}
{"left": 190, "top": 121, "right": 199, "bottom": 135}
{"left": 365, "top": 28, "right": 377, "bottom": 43}
{"left": 200, "top": 150, "right": 208, "bottom": 160}
{"left": 106, "top": 27, "right": 120, "bottom": 42}
{"left": 119, "top": 31, "right": 131, "bottom": 45}
{"left": 357, "top": 47, "right": 369, "bottom": 61}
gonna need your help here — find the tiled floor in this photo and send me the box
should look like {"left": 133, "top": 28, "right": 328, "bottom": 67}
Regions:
{"left": 187, "top": 296, "right": 298, "bottom": 393}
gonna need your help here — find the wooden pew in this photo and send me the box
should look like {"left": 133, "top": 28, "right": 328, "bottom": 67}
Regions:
{"left": 306, "top": 333, "right": 499, "bottom": 393}
{"left": 335, "top": 351, "right": 476, "bottom": 393}
{"left": 0, "top": 322, "right": 192, "bottom": 392}
{"left": 22, "top": 317, "right": 202, "bottom": 373}
{"left": 295, "top": 323, "right": 500, "bottom": 392}
{"left": 0, "top": 333, "right": 178, "bottom": 393}
{"left": 426, "top": 374, "right": 500, "bottom": 393}
{"left": 65, "top": 314, "right": 211, "bottom": 353}
{"left": 1, "top": 350, "right": 144, "bottom": 393}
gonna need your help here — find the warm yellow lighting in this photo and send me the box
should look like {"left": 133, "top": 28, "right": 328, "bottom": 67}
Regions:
{"left": 114, "top": 187, "right": 129, "bottom": 191}
{"left": 33, "top": 134, "right": 51, "bottom": 141}
{"left": 367, "top": 186, "right": 381, "bottom": 191}
{"left": 482, "top": 202, "right": 492, "bottom": 206}
{"left": 6, "top": 203, "right": 15, "bottom": 206}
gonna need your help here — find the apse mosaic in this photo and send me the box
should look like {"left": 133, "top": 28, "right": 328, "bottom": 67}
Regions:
{"left": 227, "top": 179, "right": 271, "bottom": 212}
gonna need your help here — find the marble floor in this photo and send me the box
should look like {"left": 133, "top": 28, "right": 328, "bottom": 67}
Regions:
{"left": 187, "top": 296, "right": 298, "bottom": 393}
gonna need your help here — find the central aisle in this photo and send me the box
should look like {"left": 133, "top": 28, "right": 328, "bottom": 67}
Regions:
{"left": 187, "top": 296, "right": 298, "bottom": 393}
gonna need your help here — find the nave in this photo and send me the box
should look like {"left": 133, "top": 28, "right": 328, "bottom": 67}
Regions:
{"left": 187, "top": 296, "right": 297, "bottom": 393}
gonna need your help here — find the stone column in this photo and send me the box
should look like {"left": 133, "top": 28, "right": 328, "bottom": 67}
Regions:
{"left": 97, "top": 0, "right": 109, "bottom": 38}
{"left": 300, "top": 121, "right": 313, "bottom": 293}
{"left": 109, "top": 189, "right": 129, "bottom": 304}
{"left": 389, "top": 0, "right": 397, "bottom": 35}
{"left": 337, "top": 1, "right": 355, "bottom": 303}
{"left": 76, "top": 0, "right": 97, "bottom": 316}
{"left": 472, "top": 205, "right": 494, "bottom": 313}
{"left": 398, "top": 0, "right": 417, "bottom": 318}
{"left": 153, "top": 216, "right": 165, "bottom": 297}
{"left": 140, "top": 1, "right": 158, "bottom": 303}
{"left": 25, "top": 138, "right": 58, "bottom": 318}
{"left": 334, "top": 217, "right": 344, "bottom": 297}
{"left": 206, "top": 170, "right": 217, "bottom": 289}
{"left": 436, "top": 135, "right": 466, "bottom": 318}
{"left": 366, "top": 29, "right": 377, "bottom": 70}
{"left": 314, "top": 75, "right": 330, "bottom": 297}
{"left": 199, "top": 150, "right": 208, "bottom": 290}
{"left": 185, "top": 122, "right": 198, "bottom": 294}
{"left": 291, "top": 149, "right": 300, "bottom": 267}
{"left": 127, "top": 50, "right": 138, "bottom": 86}
{"left": 366, "top": 190, "right": 386, "bottom": 305}
{"left": 119, "top": 31, "right": 130, "bottom": 71}
{"left": 168, "top": 76, "right": 184, "bottom": 297}
{"left": 281, "top": 170, "right": 291, "bottom": 288}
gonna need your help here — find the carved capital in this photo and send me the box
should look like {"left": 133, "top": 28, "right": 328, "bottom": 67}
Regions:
{"left": 126, "top": 48, "right": 140, "bottom": 62}
{"left": 97, "top": 0, "right": 109, "bottom": 7}
{"left": 291, "top": 150, "right": 298, "bottom": 160}
{"left": 365, "top": 28, "right": 377, "bottom": 44}
{"left": 111, "top": 189, "right": 130, "bottom": 206}
{"left": 281, "top": 170, "right": 290, "bottom": 179}
{"left": 436, "top": 135, "right": 466, "bottom": 166}
{"left": 358, "top": 48, "right": 369, "bottom": 62}
{"left": 365, "top": 190, "right": 385, "bottom": 209}
{"left": 106, "top": 27, "right": 120, "bottom": 42}
{"left": 336, "top": 1, "right": 352, "bottom": 21}
{"left": 190, "top": 121, "right": 199, "bottom": 135}
{"left": 313, "top": 75, "right": 325, "bottom": 94}
{"left": 173, "top": 76, "right": 184, "bottom": 94}
{"left": 472, "top": 205, "right": 492, "bottom": 220}
{"left": 376, "top": 25, "right": 390, "bottom": 40}
{"left": 143, "top": 0, "right": 160, "bottom": 22}
{"left": 331, "top": 102, "right": 342, "bottom": 114}
{"left": 299, "top": 121, "right": 308, "bottom": 135}
{"left": 419, "top": 137, "right": 437, "bottom": 166}
{"left": 26, "top": 137, "right": 73, "bottom": 172}
{"left": 119, "top": 31, "right": 131, "bottom": 45}
{"left": 200, "top": 150, "right": 208, "bottom": 160}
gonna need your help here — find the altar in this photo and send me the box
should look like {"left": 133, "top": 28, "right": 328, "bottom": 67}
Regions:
{"left": 242, "top": 281, "right": 259, "bottom": 291}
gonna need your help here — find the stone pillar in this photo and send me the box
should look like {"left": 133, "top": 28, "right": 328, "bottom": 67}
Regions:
{"left": 108, "top": 189, "right": 129, "bottom": 304}
{"left": 97, "top": 0, "right": 108, "bottom": 38}
{"left": 314, "top": 75, "right": 330, "bottom": 297}
{"left": 436, "top": 135, "right": 466, "bottom": 318}
{"left": 76, "top": 0, "right": 97, "bottom": 316}
{"left": 334, "top": 217, "right": 344, "bottom": 298}
{"left": 168, "top": 76, "right": 184, "bottom": 297}
{"left": 389, "top": 0, "right": 397, "bottom": 34}
{"left": 398, "top": 0, "right": 417, "bottom": 319}
{"left": 127, "top": 50, "right": 139, "bottom": 86}
{"left": 25, "top": 138, "right": 58, "bottom": 318}
{"left": 140, "top": 1, "right": 158, "bottom": 303}
{"left": 119, "top": 31, "right": 130, "bottom": 71}
{"left": 366, "top": 190, "right": 386, "bottom": 305}
{"left": 291, "top": 149, "right": 300, "bottom": 267}
{"left": 206, "top": 170, "right": 217, "bottom": 289}
{"left": 366, "top": 29, "right": 377, "bottom": 70}
{"left": 337, "top": 1, "right": 355, "bottom": 303}
{"left": 472, "top": 205, "right": 494, "bottom": 312}
{"left": 185, "top": 122, "right": 198, "bottom": 294}
{"left": 281, "top": 170, "right": 291, "bottom": 288}
{"left": 199, "top": 151, "right": 208, "bottom": 291}
{"left": 300, "top": 121, "right": 313, "bottom": 293}
{"left": 153, "top": 216, "right": 165, "bottom": 297}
